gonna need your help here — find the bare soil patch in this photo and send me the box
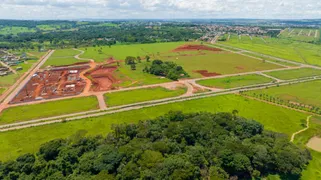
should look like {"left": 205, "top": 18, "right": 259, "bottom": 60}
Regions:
{"left": 194, "top": 70, "right": 221, "bottom": 77}
{"left": 86, "top": 65, "right": 119, "bottom": 92}
{"left": 173, "top": 45, "right": 223, "bottom": 52}
{"left": 307, "top": 137, "right": 321, "bottom": 152}
{"left": 11, "top": 65, "right": 90, "bottom": 104}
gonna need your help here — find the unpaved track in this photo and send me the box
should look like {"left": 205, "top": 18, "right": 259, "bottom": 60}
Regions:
{"left": 1, "top": 76, "right": 320, "bottom": 132}
{"left": 0, "top": 50, "right": 54, "bottom": 113}
{"left": 291, "top": 115, "right": 312, "bottom": 142}
{"left": 257, "top": 72, "right": 283, "bottom": 82}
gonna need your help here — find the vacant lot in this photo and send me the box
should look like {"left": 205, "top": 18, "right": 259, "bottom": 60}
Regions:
{"left": 0, "top": 94, "right": 307, "bottom": 161}
{"left": 197, "top": 74, "right": 272, "bottom": 89}
{"left": 42, "top": 49, "right": 88, "bottom": 67}
{"left": 0, "top": 96, "right": 99, "bottom": 125}
{"left": 105, "top": 86, "right": 186, "bottom": 107}
{"left": 279, "top": 28, "right": 319, "bottom": 42}
{"left": 79, "top": 42, "right": 186, "bottom": 62}
{"left": 221, "top": 34, "right": 321, "bottom": 66}
{"left": 265, "top": 68, "right": 321, "bottom": 80}
{"left": 245, "top": 80, "right": 321, "bottom": 109}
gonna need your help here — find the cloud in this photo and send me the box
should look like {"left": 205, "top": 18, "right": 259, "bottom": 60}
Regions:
{"left": 0, "top": 0, "right": 321, "bottom": 19}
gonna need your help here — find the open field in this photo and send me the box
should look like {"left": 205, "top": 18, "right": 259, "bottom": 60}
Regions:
{"left": 279, "top": 28, "right": 319, "bottom": 42}
{"left": 79, "top": 42, "right": 187, "bottom": 62}
{"left": 245, "top": 80, "right": 321, "bottom": 109}
{"left": 0, "top": 94, "right": 308, "bottom": 161}
{"left": 220, "top": 34, "right": 321, "bottom": 66}
{"left": 0, "top": 26, "right": 36, "bottom": 35}
{"left": 42, "top": 49, "right": 88, "bottom": 67}
{"left": 165, "top": 52, "right": 281, "bottom": 78}
{"left": 197, "top": 74, "right": 272, "bottom": 89}
{"left": 264, "top": 68, "right": 321, "bottom": 80}
{"left": 104, "top": 86, "right": 187, "bottom": 107}
{"left": 0, "top": 96, "right": 98, "bottom": 125}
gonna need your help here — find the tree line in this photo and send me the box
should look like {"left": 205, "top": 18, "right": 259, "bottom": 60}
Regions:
{"left": 0, "top": 111, "right": 311, "bottom": 179}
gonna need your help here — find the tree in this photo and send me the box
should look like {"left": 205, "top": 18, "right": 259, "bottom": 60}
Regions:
{"left": 137, "top": 56, "right": 141, "bottom": 63}
{"left": 145, "top": 55, "right": 150, "bottom": 62}
{"left": 131, "top": 64, "right": 136, "bottom": 70}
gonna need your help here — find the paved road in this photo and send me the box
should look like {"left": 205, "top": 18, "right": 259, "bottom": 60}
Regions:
{"left": 1, "top": 76, "right": 320, "bottom": 132}
{"left": 0, "top": 50, "right": 54, "bottom": 113}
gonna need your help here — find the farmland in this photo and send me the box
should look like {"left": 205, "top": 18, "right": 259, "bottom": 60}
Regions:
{"left": 0, "top": 96, "right": 98, "bottom": 125}
{"left": 244, "top": 80, "right": 321, "bottom": 110}
{"left": 104, "top": 86, "right": 187, "bottom": 107}
{"left": 0, "top": 26, "right": 36, "bottom": 35}
{"left": 0, "top": 94, "right": 308, "bottom": 161}
{"left": 279, "top": 28, "right": 319, "bottom": 42}
{"left": 264, "top": 68, "right": 321, "bottom": 80}
{"left": 220, "top": 34, "right": 321, "bottom": 66}
{"left": 42, "top": 49, "right": 88, "bottom": 67}
{"left": 197, "top": 74, "right": 272, "bottom": 89}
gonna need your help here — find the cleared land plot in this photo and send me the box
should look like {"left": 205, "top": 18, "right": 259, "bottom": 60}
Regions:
{"left": 104, "top": 86, "right": 186, "bottom": 107}
{"left": 197, "top": 74, "right": 272, "bottom": 89}
{"left": 0, "top": 26, "right": 36, "bottom": 35}
{"left": 166, "top": 53, "right": 281, "bottom": 78}
{"left": 0, "top": 96, "right": 99, "bottom": 125}
{"left": 264, "top": 68, "right": 321, "bottom": 80}
{"left": 245, "top": 80, "right": 321, "bottom": 109}
{"left": 79, "top": 42, "right": 187, "bottom": 62}
{"left": 280, "top": 28, "right": 319, "bottom": 42}
{"left": 0, "top": 94, "right": 308, "bottom": 161}
{"left": 221, "top": 34, "right": 321, "bottom": 66}
{"left": 42, "top": 49, "right": 88, "bottom": 67}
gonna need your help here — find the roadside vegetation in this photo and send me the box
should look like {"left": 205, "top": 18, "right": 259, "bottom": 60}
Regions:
{"left": 0, "top": 96, "right": 99, "bottom": 125}
{"left": 104, "top": 86, "right": 186, "bottom": 107}
{"left": 0, "top": 94, "right": 308, "bottom": 161}
{"left": 197, "top": 74, "right": 272, "bottom": 89}
{"left": 0, "top": 112, "right": 310, "bottom": 179}
{"left": 264, "top": 68, "right": 321, "bottom": 80}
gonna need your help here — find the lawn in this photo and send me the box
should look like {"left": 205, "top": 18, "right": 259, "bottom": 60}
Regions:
{"left": 0, "top": 94, "right": 308, "bottom": 161}
{"left": 0, "top": 88, "right": 6, "bottom": 95}
{"left": 104, "top": 86, "right": 187, "bottom": 107}
{"left": 220, "top": 34, "right": 321, "bottom": 66}
{"left": 42, "top": 49, "right": 88, "bottom": 67}
{"left": 197, "top": 74, "right": 272, "bottom": 89}
{"left": 245, "top": 80, "right": 321, "bottom": 109}
{"left": 166, "top": 52, "right": 281, "bottom": 78}
{"left": 264, "top": 68, "right": 321, "bottom": 80}
{"left": 0, "top": 96, "right": 99, "bottom": 125}
{"left": 79, "top": 42, "right": 187, "bottom": 62}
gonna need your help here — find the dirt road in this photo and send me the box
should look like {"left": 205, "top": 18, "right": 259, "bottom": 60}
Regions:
{"left": 0, "top": 61, "right": 17, "bottom": 74}
{"left": 291, "top": 115, "right": 312, "bottom": 142}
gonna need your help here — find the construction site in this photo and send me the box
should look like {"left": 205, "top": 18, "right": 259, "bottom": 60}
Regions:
{"left": 10, "top": 65, "right": 90, "bottom": 104}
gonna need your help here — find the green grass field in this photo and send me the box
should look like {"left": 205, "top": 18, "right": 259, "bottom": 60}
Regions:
{"left": 166, "top": 53, "right": 281, "bottom": 78}
{"left": 197, "top": 74, "right": 272, "bottom": 89}
{"left": 0, "top": 88, "right": 6, "bottom": 95}
{"left": 79, "top": 42, "right": 187, "bottom": 62}
{"left": 0, "top": 94, "right": 308, "bottom": 161}
{"left": 264, "top": 68, "right": 321, "bottom": 80}
{"left": 42, "top": 49, "right": 88, "bottom": 67}
{"left": 0, "top": 26, "right": 36, "bottom": 35}
{"left": 105, "top": 86, "right": 186, "bottom": 107}
{"left": 245, "top": 80, "right": 321, "bottom": 109}
{"left": 220, "top": 34, "right": 321, "bottom": 66}
{"left": 0, "top": 96, "right": 99, "bottom": 125}
{"left": 279, "top": 28, "right": 319, "bottom": 42}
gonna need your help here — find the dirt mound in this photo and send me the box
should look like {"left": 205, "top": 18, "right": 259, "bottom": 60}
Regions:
{"left": 195, "top": 70, "right": 221, "bottom": 77}
{"left": 173, "top": 45, "right": 223, "bottom": 52}
{"left": 86, "top": 65, "right": 119, "bottom": 92}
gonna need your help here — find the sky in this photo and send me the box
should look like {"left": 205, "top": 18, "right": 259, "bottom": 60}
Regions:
{"left": 0, "top": 0, "right": 321, "bottom": 20}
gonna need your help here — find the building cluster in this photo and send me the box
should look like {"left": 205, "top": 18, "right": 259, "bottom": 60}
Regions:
{"left": 0, "top": 50, "right": 25, "bottom": 76}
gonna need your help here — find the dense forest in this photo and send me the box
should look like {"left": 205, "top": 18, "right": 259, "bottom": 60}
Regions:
{"left": 0, "top": 112, "right": 311, "bottom": 179}
{"left": 0, "top": 21, "right": 201, "bottom": 49}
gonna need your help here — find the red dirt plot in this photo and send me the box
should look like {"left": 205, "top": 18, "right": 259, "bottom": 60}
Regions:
{"left": 195, "top": 70, "right": 221, "bottom": 77}
{"left": 10, "top": 65, "right": 90, "bottom": 104}
{"left": 173, "top": 44, "right": 223, "bottom": 52}
{"left": 85, "top": 65, "right": 119, "bottom": 92}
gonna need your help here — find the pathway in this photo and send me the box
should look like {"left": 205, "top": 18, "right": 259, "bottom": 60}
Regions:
{"left": 291, "top": 115, "right": 312, "bottom": 142}
{"left": 96, "top": 93, "right": 107, "bottom": 110}
{"left": 0, "top": 61, "right": 17, "bottom": 74}
{"left": 257, "top": 72, "right": 283, "bottom": 82}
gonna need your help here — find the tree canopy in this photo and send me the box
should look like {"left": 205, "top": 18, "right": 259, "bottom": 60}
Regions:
{"left": 0, "top": 112, "right": 311, "bottom": 179}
